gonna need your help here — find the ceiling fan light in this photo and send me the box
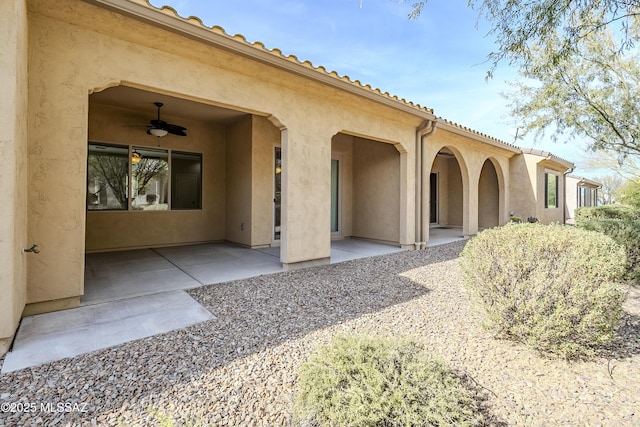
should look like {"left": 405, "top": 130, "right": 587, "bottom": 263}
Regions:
{"left": 149, "top": 128, "right": 168, "bottom": 137}
{"left": 131, "top": 150, "right": 142, "bottom": 164}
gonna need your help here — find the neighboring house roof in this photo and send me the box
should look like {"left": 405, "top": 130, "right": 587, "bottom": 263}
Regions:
{"left": 520, "top": 147, "right": 575, "bottom": 171}
{"left": 567, "top": 174, "right": 602, "bottom": 188}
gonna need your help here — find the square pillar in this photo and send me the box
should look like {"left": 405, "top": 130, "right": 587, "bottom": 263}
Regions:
{"left": 280, "top": 127, "right": 332, "bottom": 269}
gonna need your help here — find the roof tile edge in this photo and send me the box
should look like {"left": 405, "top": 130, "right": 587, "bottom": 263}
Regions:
{"left": 439, "top": 118, "right": 521, "bottom": 153}
{"left": 520, "top": 147, "right": 575, "bottom": 169}
{"left": 131, "top": 0, "right": 436, "bottom": 115}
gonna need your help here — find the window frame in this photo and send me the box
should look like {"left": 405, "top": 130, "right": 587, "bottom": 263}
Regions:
{"left": 87, "top": 142, "right": 202, "bottom": 212}
{"left": 544, "top": 172, "right": 559, "bottom": 209}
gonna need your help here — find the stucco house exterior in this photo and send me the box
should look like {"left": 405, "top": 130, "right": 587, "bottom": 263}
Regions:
{"left": 509, "top": 148, "right": 575, "bottom": 223}
{"left": 565, "top": 175, "right": 601, "bottom": 224}
{"left": 0, "top": 0, "right": 584, "bottom": 355}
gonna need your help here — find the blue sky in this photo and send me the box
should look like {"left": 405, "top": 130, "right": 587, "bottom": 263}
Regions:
{"left": 149, "top": 0, "right": 593, "bottom": 174}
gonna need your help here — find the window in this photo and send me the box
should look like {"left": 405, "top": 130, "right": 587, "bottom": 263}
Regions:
{"left": 132, "top": 147, "right": 169, "bottom": 210}
{"left": 545, "top": 173, "right": 558, "bottom": 208}
{"left": 87, "top": 144, "right": 129, "bottom": 210}
{"left": 87, "top": 143, "right": 202, "bottom": 211}
{"left": 171, "top": 151, "right": 202, "bottom": 210}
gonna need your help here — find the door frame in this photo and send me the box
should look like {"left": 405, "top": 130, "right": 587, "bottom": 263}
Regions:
{"left": 430, "top": 172, "right": 439, "bottom": 224}
{"left": 331, "top": 154, "right": 343, "bottom": 238}
{"left": 272, "top": 145, "right": 282, "bottom": 246}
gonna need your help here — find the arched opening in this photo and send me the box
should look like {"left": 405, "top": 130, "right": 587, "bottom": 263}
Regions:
{"left": 429, "top": 148, "right": 464, "bottom": 228}
{"left": 478, "top": 159, "right": 500, "bottom": 229}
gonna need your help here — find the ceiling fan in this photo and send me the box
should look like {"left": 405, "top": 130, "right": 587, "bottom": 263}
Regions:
{"left": 147, "top": 102, "right": 187, "bottom": 137}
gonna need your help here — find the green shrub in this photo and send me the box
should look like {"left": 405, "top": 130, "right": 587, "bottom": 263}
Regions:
{"left": 460, "top": 223, "right": 627, "bottom": 359}
{"left": 575, "top": 205, "right": 640, "bottom": 221}
{"left": 295, "top": 335, "right": 483, "bottom": 426}
{"left": 577, "top": 218, "right": 640, "bottom": 284}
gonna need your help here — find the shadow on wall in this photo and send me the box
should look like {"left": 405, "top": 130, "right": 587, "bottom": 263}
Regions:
{"left": 0, "top": 243, "right": 463, "bottom": 425}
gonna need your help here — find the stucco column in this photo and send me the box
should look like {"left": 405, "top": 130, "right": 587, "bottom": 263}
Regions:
{"left": 465, "top": 166, "right": 480, "bottom": 236}
{"left": 397, "top": 146, "right": 415, "bottom": 249}
{"left": 280, "top": 126, "right": 332, "bottom": 269}
{"left": 0, "top": 0, "right": 28, "bottom": 354}
{"left": 498, "top": 159, "right": 510, "bottom": 225}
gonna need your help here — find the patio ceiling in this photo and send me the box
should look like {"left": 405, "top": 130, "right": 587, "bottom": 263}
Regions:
{"left": 89, "top": 85, "right": 249, "bottom": 125}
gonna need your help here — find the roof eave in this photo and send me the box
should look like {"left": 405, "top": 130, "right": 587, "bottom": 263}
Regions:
{"left": 436, "top": 119, "right": 521, "bottom": 154}
{"left": 80, "top": 0, "right": 437, "bottom": 121}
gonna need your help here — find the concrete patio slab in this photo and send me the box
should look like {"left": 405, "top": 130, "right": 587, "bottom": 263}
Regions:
{"left": 1, "top": 239, "right": 408, "bottom": 372}
{"left": 1, "top": 290, "right": 213, "bottom": 373}
{"left": 330, "top": 239, "right": 406, "bottom": 263}
{"left": 83, "top": 240, "right": 405, "bottom": 306}
{"left": 427, "top": 226, "right": 468, "bottom": 246}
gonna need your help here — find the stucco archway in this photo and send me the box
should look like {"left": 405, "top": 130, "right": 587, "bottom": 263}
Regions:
{"left": 478, "top": 159, "right": 500, "bottom": 229}
{"left": 426, "top": 147, "right": 469, "bottom": 234}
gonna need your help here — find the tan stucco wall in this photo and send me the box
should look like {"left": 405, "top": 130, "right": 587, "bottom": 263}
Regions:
{"left": 86, "top": 103, "right": 227, "bottom": 252}
{"left": 331, "top": 134, "right": 355, "bottom": 238}
{"left": 478, "top": 160, "right": 500, "bottom": 229}
{"left": 251, "top": 116, "right": 281, "bottom": 247}
{"left": 352, "top": 137, "right": 400, "bottom": 243}
{"left": 565, "top": 175, "right": 579, "bottom": 224}
{"left": 510, "top": 153, "right": 568, "bottom": 224}
{"left": 226, "top": 116, "right": 253, "bottom": 246}
{"left": 0, "top": 0, "right": 29, "bottom": 353}
{"left": 447, "top": 158, "right": 464, "bottom": 226}
{"left": 25, "top": 0, "right": 422, "bottom": 304}
{"left": 509, "top": 154, "right": 537, "bottom": 220}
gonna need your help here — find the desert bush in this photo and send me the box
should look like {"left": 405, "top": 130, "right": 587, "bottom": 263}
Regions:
{"left": 576, "top": 205, "right": 640, "bottom": 221}
{"left": 460, "top": 223, "right": 627, "bottom": 359}
{"left": 577, "top": 218, "right": 640, "bottom": 284}
{"left": 295, "top": 335, "right": 483, "bottom": 426}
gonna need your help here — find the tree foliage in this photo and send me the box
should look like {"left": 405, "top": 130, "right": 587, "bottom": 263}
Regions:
{"left": 509, "top": 30, "right": 640, "bottom": 156}
{"left": 406, "top": 0, "right": 640, "bottom": 70}
{"left": 405, "top": 0, "right": 640, "bottom": 156}
{"left": 617, "top": 179, "right": 640, "bottom": 208}
{"left": 582, "top": 149, "right": 640, "bottom": 180}
{"left": 594, "top": 174, "right": 625, "bottom": 204}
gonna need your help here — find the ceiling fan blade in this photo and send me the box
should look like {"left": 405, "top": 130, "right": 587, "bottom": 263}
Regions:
{"left": 150, "top": 119, "right": 168, "bottom": 128}
{"left": 165, "top": 123, "right": 187, "bottom": 136}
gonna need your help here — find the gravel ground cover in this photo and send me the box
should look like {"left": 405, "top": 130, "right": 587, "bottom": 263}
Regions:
{"left": 0, "top": 240, "right": 638, "bottom": 426}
